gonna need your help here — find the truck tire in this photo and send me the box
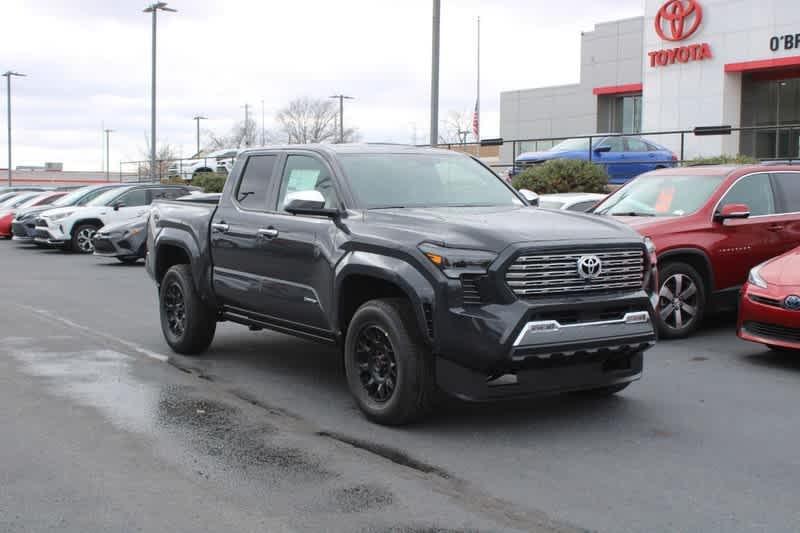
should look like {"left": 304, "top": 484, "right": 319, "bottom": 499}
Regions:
{"left": 71, "top": 223, "right": 99, "bottom": 254}
{"left": 657, "top": 261, "right": 706, "bottom": 339}
{"left": 159, "top": 264, "right": 216, "bottom": 355}
{"left": 344, "top": 298, "right": 434, "bottom": 426}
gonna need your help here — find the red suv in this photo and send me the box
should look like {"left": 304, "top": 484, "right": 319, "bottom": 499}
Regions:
{"left": 593, "top": 165, "right": 800, "bottom": 339}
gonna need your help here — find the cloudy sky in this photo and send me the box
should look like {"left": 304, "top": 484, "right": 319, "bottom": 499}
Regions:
{"left": 1, "top": 0, "right": 643, "bottom": 172}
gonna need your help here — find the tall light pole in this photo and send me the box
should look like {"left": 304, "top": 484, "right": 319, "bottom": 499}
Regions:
{"left": 261, "top": 99, "right": 265, "bottom": 146}
{"left": 241, "top": 103, "right": 250, "bottom": 146}
{"left": 143, "top": 2, "right": 177, "bottom": 182}
{"left": 193, "top": 115, "right": 206, "bottom": 154}
{"left": 3, "top": 71, "right": 25, "bottom": 187}
{"left": 430, "top": 0, "right": 441, "bottom": 146}
{"left": 329, "top": 94, "right": 354, "bottom": 143}
{"left": 104, "top": 129, "right": 114, "bottom": 181}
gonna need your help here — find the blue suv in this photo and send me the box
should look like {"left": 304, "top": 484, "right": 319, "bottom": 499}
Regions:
{"left": 512, "top": 135, "right": 677, "bottom": 185}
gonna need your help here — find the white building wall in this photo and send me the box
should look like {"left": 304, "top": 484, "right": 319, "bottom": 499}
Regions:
{"left": 641, "top": 0, "right": 800, "bottom": 158}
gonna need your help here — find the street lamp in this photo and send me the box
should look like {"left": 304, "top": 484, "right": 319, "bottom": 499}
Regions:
{"left": 143, "top": 2, "right": 177, "bottom": 181}
{"left": 3, "top": 71, "right": 25, "bottom": 187}
{"left": 193, "top": 115, "right": 206, "bottom": 155}
{"left": 329, "top": 94, "right": 354, "bottom": 143}
{"left": 104, "top": 128, "right": 114, "bottom": 181}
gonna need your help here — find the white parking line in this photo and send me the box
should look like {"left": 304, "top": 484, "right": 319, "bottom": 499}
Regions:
{"left": 17, "top": 304, "right": 170, "bottom": 363}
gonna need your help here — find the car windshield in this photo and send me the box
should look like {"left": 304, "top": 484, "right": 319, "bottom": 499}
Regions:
{"left": 51, "top": 187, "right": 97, "bottom": 207}
{"left": 1, "top": 193, "right": 38, "bottom": 208}
{"left": 539, "top": 200, "right": 566, "bottom": 210}
{"left": 86, "top": 187, "right": 132, "bottom": 207}
{"left": 594, "top": 173, "right": 727, "bottom": 217}
{"left": 339, "top": 153, "right": 522, "bottom": 209}
{"left": 18, "top": 194, "right": 57, "bottom": 208}
{"left": 548, "top": 138, "right": 597, "bottom": 152}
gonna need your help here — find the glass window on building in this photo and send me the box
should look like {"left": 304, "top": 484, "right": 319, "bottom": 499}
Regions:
{"left": 740, "top": 75, "right": 800, "bottom": 159}
{"left": 597, "top": 94, "right": 642, "bottom": 134}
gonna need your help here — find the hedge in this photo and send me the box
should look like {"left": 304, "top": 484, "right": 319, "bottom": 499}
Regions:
{"left": 191, "top": 172, "right": 227, "bottom": 193}
{"left": 512, "top": 159, "right": 609, "bottom": 194}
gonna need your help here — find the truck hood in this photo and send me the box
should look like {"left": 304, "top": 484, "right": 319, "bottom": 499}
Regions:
{"left": 362, "top": 206, "right": 641, "bottom": 253}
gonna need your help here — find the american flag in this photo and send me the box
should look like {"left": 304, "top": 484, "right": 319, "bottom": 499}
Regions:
{"left": 472, "top": 100, "right": 480, "bottom": 139}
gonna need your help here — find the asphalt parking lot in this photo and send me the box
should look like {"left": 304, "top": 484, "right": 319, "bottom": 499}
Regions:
{"left": 2, "top": 242, "right": 800, "bottom": 532}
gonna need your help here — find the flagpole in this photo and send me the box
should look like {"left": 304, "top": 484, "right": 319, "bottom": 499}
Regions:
{"left": 476, "top": 16, "right": 481, "bottom": 142}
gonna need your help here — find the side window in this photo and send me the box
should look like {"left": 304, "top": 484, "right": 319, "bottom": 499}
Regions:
{"left": 626, "top": 138, "right": 650, "bottom": 152}
{"left": 772, "top": 173, "right": 800, "bottom": 213}
{"left": 276, "top": 155, "right": 339, "bottom": 211}
{"left": 77, "top": 188, "right": 108, "bottom": 205}
{"left": 719, "top": 174, "right": 775, "bottom": 217}
{"left": 597, "top": 137, "right": 625, "bottom": 152}
{"left": 162, "top": 188, "right": 188, "bottom": 200}
{"left": 116, "top": 189, "right": 148, "bottom": 207}
{"left": 235, "top": 155, "right": 278, "bottom": 210}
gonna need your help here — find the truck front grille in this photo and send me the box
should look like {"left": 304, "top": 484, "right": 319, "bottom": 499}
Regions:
{"left": 506, "top": 248, "right": 645, "bottom": 298}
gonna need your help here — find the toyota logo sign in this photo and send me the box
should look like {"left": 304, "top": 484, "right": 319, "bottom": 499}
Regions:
{"left": 785, "top": 295, "right": 800, "bottom": 311}
{"left": 655, "top": 0, "right": 703, "bottom": 42}
{"left": 577, "top": 255, "right": 603, "bottom": 281}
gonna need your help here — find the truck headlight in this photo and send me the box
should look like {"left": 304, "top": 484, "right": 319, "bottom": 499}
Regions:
{"left": 419, "top": 243, "right": 497, "bottom": 279}
{"left": 748, "top": 264, "right": 768, "bottom": 289}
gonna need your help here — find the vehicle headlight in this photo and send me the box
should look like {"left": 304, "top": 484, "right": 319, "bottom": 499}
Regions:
{"left": 748, "top": 264, "right": 768, "bottom": 289}
{"left": 48, "top": 211, "right": 75, "bottom": 221}
{"left": 125, "top": 227, "right": 143, "bottom": 237}
{"left": 419, "top": 243, "right": 497, "bottom": 279}
{"left": 644, "top": 237, "right": 657, "bottom": 265}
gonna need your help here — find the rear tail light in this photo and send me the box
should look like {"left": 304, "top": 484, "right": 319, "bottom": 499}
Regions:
{"left": 671, "top": 153, "right": 679, "bottom": 162}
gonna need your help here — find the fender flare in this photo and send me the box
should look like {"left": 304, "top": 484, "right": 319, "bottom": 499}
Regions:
{"left": 154, "top": 230, "right": 216, "bottom": 307}
{"left": 334, "top": 251, "right": 437, "bottom": 343}
{"left": 658, "top": 247, "right": 716, "bottom": 292}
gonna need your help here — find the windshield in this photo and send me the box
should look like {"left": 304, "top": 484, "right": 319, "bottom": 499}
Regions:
{"left": 549, "top": 138, "right": 597, "bottom": 152}
{"left": 86, "top": 187, "right": 131, "bottom": 207}
{"left": 339, "top": 153, "right": 521, "bottom": 209}
{"left": 539, "top": 200, "right": 566, "bottom": 210}
{"left": 594, "top": 174, "right": 727, "bottom": 217}
{"left": 52, "top": 187, "right": 98, "bottom": 207}
{"left": 1, "top": 193, "right": 38, "bottom": 208}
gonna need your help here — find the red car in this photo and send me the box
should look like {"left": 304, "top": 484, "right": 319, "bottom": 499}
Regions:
{"left": 0, "top": 191, "right": 66, "bottom": 238}
{"left": 594, "top": 165, "right": 800, "bottom": 339}
{"left": 738, "top": 247, "right": 800, "bottom": 351}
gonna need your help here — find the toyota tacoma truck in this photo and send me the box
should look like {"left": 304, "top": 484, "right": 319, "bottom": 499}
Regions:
{"left": 147, "top": 144, "right": 658, "bottom": 425}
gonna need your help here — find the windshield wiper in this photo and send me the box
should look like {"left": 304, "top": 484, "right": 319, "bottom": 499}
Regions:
{"left": 611, "top": 211, "right": 656, "bottom": 217}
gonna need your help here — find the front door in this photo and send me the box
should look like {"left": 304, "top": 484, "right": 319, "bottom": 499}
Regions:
{"left": 593, "top": 137, "right": 629, "bottom": 184}
{"left": 105, "top": 188, "right": 150, "bottom": 225}
{"left": 710, "top": 173, "right": 783, "bottom": 289}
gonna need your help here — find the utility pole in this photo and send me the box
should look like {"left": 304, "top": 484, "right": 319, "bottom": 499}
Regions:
{"left": 104, "top": 128, "right": 114, "bottom": 181}
{"left": 3, "top": 71, "right": 25, "bottom": 187}
{"left": 143, "top": 2, "right": 177, "bottom": 182}
{"left": 475, "top": 16, "right": 481, "bottom": 142}
{"left": 261, "top": 99, "right": 265, "bottom": 146}
{"left": 430, "top": 0, "right": 441, "bottom": 146}
{"left": 193, "top": 115, "right": 206, "bottom": 154}
{"left": 242, "top": 103, "right": 250, "bottom": 146}
{"left": 329, "top": 95, "right": 354, "bottom": 143}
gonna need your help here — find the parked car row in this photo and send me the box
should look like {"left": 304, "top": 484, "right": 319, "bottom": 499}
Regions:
{"left": 167, "top": 148, "right": 240, "bottom": 181}
{"left": 3, "top": 183, "right": 199, "bottom": 263}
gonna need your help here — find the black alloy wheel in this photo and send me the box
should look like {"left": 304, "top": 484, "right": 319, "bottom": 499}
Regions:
{"left": 354, "top": 325, "right": 398, "bottom": 403}
{"left": 163, "top": 282, "right": 186, "bottom": 338}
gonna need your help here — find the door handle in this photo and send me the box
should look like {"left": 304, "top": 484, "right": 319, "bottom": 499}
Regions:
{"left": 211, "top": 223, "right": 230, "bottom": 233}
{"left": 768, "top": 224, "right": 785, "bottom": 232}
{"left": 257, "top": 228, "right": 279, "bottom": 239}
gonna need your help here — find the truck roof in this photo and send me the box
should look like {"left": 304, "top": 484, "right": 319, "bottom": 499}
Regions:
{"left": 239, "top": 143, "right": 460, "bottom": 157}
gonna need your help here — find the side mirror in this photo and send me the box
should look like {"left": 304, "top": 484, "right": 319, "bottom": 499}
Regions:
{"left": 715, "top": 203, "right": 751, "bottom": 221}
{"left": 113, "top": 202, "right": 125, "bottom": 211}
{"left": 519, "top": 189, "right": 539, "bottom": 207}
{"left": 284, "top": 190, "right": 338, "bottom": 217}
{"left": 593, "top": 145, "right": 612, "bottom": 153}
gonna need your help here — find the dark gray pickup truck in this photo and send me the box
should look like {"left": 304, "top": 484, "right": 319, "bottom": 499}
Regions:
{"left": 147, "top": 144, "right": 658, "bottom": 425}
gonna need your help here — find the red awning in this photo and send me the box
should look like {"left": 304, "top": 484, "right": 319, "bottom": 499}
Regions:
{"left": 725, "top": 55, "right": 800, "bottom": 73}
{"left": 592, "top": 83, "right": 643, "bottom": 96}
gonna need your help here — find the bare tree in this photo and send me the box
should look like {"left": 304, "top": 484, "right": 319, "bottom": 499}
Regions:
{"left": 276, "top": 97, "right": 359, "bottom": 144}
{"left": 438, "top": 110, "right": 471, "bottom": 145}
{"left": 140, "top": 134, "right": 179, "bottom": 180}
{"left": 206, "top": 116, "right": 271, "bottom": 151}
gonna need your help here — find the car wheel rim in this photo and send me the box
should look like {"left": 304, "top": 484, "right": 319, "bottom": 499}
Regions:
{"left": 77, "top": 228, "right": 96, "bottom": 253}
{"left": 658, "top": 273, "right": 699, "bottom": 330}
{"left": 164, "top": 282, "right": 186, "bottom": 337}
{"left": 354, "top": 325, "right": 397, "bottom": 403}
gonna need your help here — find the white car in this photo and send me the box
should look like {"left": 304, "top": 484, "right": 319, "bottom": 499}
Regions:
{"left": 168, "top": 148, "right": 240, "bottom": 180}
{"left": 537, "top": 193, "right": 606, "bottom": 212}
{"left": 34, "top": 184, "right": 195, "bottom": 253}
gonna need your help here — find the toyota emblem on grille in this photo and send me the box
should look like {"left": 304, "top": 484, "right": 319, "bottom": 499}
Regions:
{"left": 785, "top": 295, "right": 800, "bottom": 311}
{"left": 577, "top": 255, "right": 603, "bottom": 280}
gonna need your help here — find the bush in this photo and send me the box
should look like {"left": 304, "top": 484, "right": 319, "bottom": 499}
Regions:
{"left": 687, "top": 154, "right": 758, "bottom": 166}
{"left": 191, "top": 172, "right": 227, "bottom": 193}
{"left": 512, "top": 159, "right": 609, "bottom": 194}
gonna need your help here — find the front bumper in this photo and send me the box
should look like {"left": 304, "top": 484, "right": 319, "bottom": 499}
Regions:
{"left": 92, "top": 232, "right": 144, "bottom": 258}
{"left": 34, "top": 224, "right": 68, "bottom": 245}
{"left": 11, "top": 220, "right": 37, "bottom": 242}
{"left": 738, "top": 285, "right": 800, "bottom": 351}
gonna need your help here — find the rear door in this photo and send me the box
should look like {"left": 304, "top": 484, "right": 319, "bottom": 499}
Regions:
{"left": 625, "top": 137, "right": 659, "bottom": 178}
{"left": 770, "top": 171, "right": 800, "bottom": 252}
{"left": 709, "top": 172, "right": 783, "bottom": 289}
{"left": 210, "top": 153, "right": 281, "bottom": 313}
{"left": 593, "top": 137, "right": 628, "bottom": 183}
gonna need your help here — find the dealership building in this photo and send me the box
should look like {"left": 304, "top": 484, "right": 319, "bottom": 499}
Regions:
{"left": 499, "top": 0, "right": 800, "bottom": 162}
